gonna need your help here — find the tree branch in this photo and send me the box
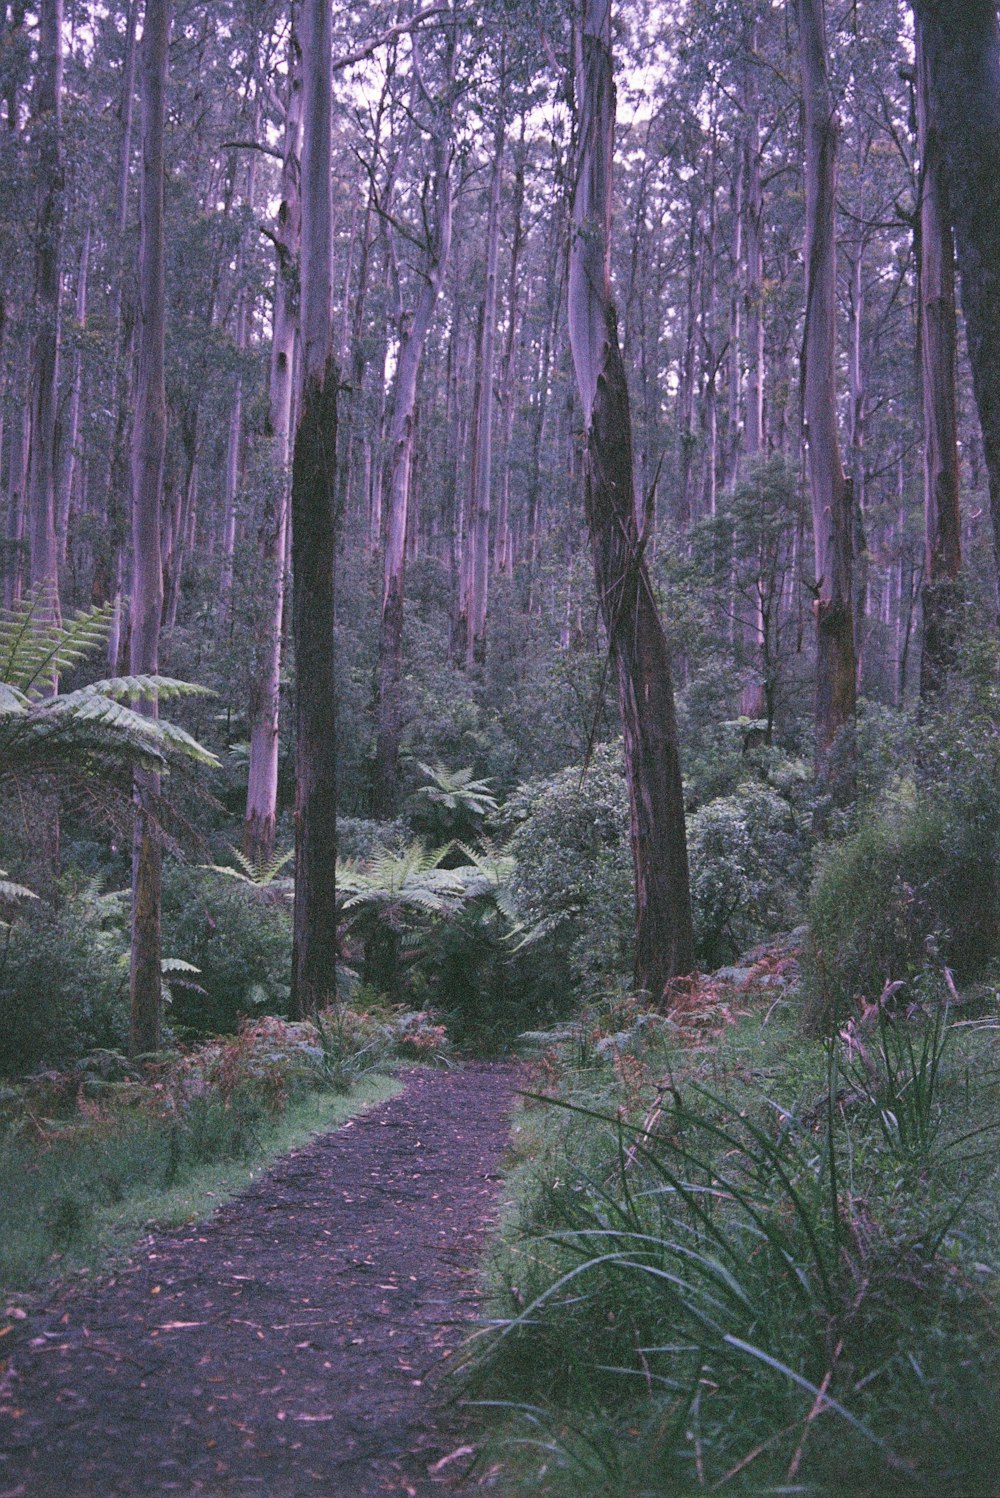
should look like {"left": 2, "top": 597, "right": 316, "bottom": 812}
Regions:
{"left": 331, "top": 6, "right": 448, "bottom": 74}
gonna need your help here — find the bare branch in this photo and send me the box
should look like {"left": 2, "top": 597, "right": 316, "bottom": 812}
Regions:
{"left": 331, "top": 5, "right": 448, "bottom": 74}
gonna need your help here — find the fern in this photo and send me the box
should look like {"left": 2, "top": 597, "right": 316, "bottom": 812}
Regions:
{"left": 414, "top": 762, "right": 499, "bottom": 819}
{"left": 0, "top": 869, "right": 37, "bottom": 905}
{"left": 0, "top": 593, "right": 219, "bottom": 843}
{"left": 200, "top": 846, "right": 294, "bottom": 893}
{"left": 0, "top": 590, "right": 117, "bottom": 697}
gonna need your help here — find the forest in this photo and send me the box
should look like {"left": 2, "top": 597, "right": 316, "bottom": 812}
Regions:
{"left": 2, "top": 0, "right": 1000, "bottom": 1492}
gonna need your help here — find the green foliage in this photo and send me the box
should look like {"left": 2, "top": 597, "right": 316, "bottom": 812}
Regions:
{"left": 409, "top": 761, "right": 499, "bottom": 843}
{"left": 160, "top": 867, "right": 292, "bottom": 1038}
{"left": 0, "top": 874, "right": 129, "bottom": 1076}
{"left": 0, "top": 590, "right": 218, "bottom": 838}
{"left": 468, "top": 993, "right": 1000, "bottom": 1495}
{"left": 688, "top": 782, "right": 810, "bottom": 967}
{"left": 501, "top": 742, "right": 633, "bottom": 998}
{"left": 200, "top": 844, "right": 294, "bottom": 898}
{"left": 806, "top": 794, "right": 998, "bottom": 1031}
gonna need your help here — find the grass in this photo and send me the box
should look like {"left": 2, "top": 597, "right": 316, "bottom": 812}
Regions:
{"left": 462, "top": 971, "right": 1000, "bottom": 1496}
{"left": 0, "top": 1072, "right": 401, "bottom": 1299}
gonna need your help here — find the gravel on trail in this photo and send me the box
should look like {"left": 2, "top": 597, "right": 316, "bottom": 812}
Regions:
{"left": 0, "top": 1062, "right": 522, "bottom": 1497}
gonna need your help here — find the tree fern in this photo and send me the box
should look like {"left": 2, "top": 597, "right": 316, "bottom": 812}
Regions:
{"left": 0, "top": 591, "right": 218, "bottom": 839}
{"left": 200, "top": 846, "right": 294, "bottom": 897}
{"left": 0, "top": 590, "right": 117, "bottom": 697}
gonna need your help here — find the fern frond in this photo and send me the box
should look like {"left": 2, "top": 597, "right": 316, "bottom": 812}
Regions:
{"left": 0, "top": 590, "right": 116, "bottom": 696}
{"left": 0, "top": 870, "right": 38, "bottom": 904}
{"left": 87, "top": 674, "right": 215, "bottom": 703}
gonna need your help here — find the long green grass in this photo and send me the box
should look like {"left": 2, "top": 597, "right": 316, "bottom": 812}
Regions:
{"left": 0, "top": 1074, "right": 401, "bottom": 1296}
{"left": 465, "top": 991, "right": 1000, "bottom": 1495}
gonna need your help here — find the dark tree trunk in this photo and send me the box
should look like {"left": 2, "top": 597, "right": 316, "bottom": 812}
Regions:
{"left": 569, "top": 0, "right": 695, "bottom": 996}
{"left": 128, "top": 0, "right": 171, "bottom": 1057}
{"left": 796, "top": 0, "right": 856, "bottom": 792}
{"left": 910, "top": 1, "right": 1000, "bottom": 596}
{"left": 914, "top": 9, "right": 962, "bottom": 698}
{"left": 290, "top": 0, "right": 338, "bottom": 1018}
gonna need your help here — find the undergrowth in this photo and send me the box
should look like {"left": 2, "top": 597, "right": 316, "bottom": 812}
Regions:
{"left": 0, "top": 1005, "right": 442, "bottom": 1296}
{"left": 463, "top": 961, "right": 1000, "bottom": 1496}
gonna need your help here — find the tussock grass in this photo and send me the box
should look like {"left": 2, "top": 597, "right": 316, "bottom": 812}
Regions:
{"left": 466, "top": 979, "right": 1000, "bottom": 1496}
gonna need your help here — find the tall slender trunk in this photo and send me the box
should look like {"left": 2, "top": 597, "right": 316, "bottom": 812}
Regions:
{"left": 57, "top": 220, "right": 90, "bottom": 571}
{"left": 104, "top": 0, "right": 138, "bottom": 669}
{"left": 290, "top": 0, "right": 338, "bottom": 1017}
{"left": 796, "top": 0, "right": 856, "bottom": 788}
{"left": 371, "top": 40, "right": 454, "bottom": 816}
{"left": 27, "top": 0, "right": 63, "bottom": 610}
{"left": 744, "top": 24, "right": 765, "bottom": 461}
{"left": 244, "top": 26, "right": 301, "bottom": 866}
{"left": 569, "top": 0, "right": 694, "bottom": 995}
{"left": 910, "top": 1, "right": 1000, "bottom": 596}
{"left": 129, "top": 0, "right": 171, "bottom": 1057}
{"left": 462, "top": 93, "right": 505, "bottom": 663}
{"left": 4, "top": 395, "right": 29, "bottom": 608}
{"left": 495, "top": 120, "right": 525, "bottom": 579}
{"left": 914, "top": 8, "right": 962, "bottom": 695}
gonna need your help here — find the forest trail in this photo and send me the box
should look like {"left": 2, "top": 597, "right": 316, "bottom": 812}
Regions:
{"left": 0, "top": 1063, "right": 521, "bottom": 1497}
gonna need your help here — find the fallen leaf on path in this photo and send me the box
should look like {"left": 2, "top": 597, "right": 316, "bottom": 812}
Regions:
{"left": 428, "top": 1445, "right": 474, "bottom": 1473}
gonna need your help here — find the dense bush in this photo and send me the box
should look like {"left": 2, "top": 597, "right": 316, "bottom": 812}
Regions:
{"left": 807, "top": 791, "right": 998, "bottom": 1030}
{"left": 161, "top": 867, "right": 292, "bottom": 1038}
{"left": 688, "top": 781, "right": 810, "bottom": 967}
{"left": 0, "top": 878, "right": 128, "bottom": 1077}
{"left": 504, "top": 742, "right": 810, "bottom": 990}
{"left": 502, "top": 742, "right": 633, "bottom": 997}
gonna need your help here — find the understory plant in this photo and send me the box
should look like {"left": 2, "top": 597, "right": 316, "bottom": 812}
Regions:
{"left": 466, "top": 995, "right": 1000, "bottom": 1495}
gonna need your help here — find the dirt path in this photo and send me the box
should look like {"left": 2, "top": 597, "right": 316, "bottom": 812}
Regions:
{"left": 0, "top": 1063, "right": 520, "bottom": 1497}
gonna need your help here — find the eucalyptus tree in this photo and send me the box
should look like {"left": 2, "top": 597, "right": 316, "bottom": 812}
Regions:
{"left": 129, "top": 0, "right": 171, "bottom": 1056}
{"left": 26, "top": 0, "right": 63, "bottom": 612}
{"left": 568, "top": 0, "right": 694, "bottom": 994}
{"left": 371, "top": 7, "right": 455, "bottom": 818}
{"left": 909, "top": 0, "right": 1000, "bottom": 600}
{"left": 795, "top": 0, "right": 856, "bottom": 788}
{"left": 289, "top": 0, "right": 338, "bottom": 1017}
{"left": 913, "top": 9, "right": 961, "bottom": 696}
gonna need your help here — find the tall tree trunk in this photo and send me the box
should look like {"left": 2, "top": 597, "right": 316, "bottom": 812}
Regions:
{"left": 244, "top": 26, "right": 301, "bottom": 866}
{"left": 910, "top": 1, "right": 1000, "bottom": 596}
{"left": 569, "top": 0, "right": 694, "bottom": 995}
{"left": 27, "top": 0, "right": 63, "bottom": 610}
{"left": 104, "top": 0, "right": 138, "bottom": 669}
{"left": 796, "top": 0, "right": 856, "bottom": 788}
{"left": 57, "top": 220, "right": 90, "bottom": 571}
{"left": 462, "top": 90, "right": 505, "bottom": 663}
{"left": 370, "top": 42, "right": 454, "bottom": 817}
{"left": 913, "top": 6, "right": 963, "bottom": 693}
{"left": 128, "top": 0, "right": 171, "bottom": 1057}
{"left": 290, "top": 0, "right": 338, "bottom": 1017}
{"left": 744, "top": 23, "right": 765, "bottom": 462}
{"left": 495, "top": 119, "right": 526, "bottom": 578}
{"left": 4, "top": 395, "right": 29, "bottom": 608}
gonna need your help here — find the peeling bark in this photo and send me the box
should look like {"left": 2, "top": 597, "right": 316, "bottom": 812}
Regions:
{"left": 568, "top": 0, "right": 694, "bottom": 996}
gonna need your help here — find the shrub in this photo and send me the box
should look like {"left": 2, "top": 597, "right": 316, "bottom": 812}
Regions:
{"left": 161, "top": 867, "right": 291, "bottom": 1037}
{"left": 502, "top": 742, "right": 633, "bottom": 998}
{"left": 0, "top": 878, "right": 129, "bottom": 1077}
{"left": 806, "top": 793, "right": 998, "bottom": 1030}
{"left": 687, "top": 782, "right": 809, "bottom": 967}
